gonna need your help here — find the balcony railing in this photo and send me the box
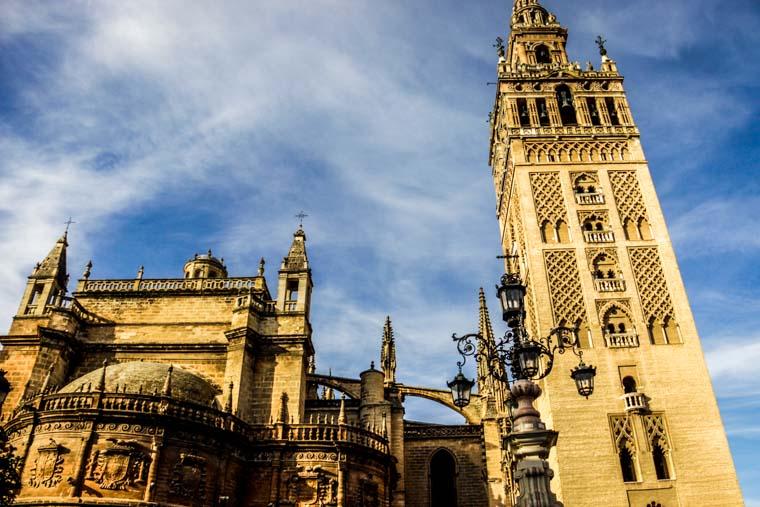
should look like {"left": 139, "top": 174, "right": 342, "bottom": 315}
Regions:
{"left": 507, "top": 125, "right": 639, "bottom": 137}
{"left": 594, "top": 278, "right": 626, "bottom": 292}
{"left": 575, "top": 193, "right": 605, "bottom": 205}
{"left": 584, "top": 230, "right": 615, "bottom": 243}
{"left": 622, "top": 392, "right": 648, "bottom": 413}
{"left": 604, "top": 333, "right": 639, "bottom": 349}
{"left": 605, "top": 333, "right": 639, "bottom": 348}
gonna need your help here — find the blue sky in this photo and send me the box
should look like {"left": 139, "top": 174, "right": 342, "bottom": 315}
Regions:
{"left": 1, "top": 0, "right": 758, "bottom": 502}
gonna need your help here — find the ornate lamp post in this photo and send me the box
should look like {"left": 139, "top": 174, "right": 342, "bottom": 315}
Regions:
{"left": 448, "top": 261, "right": 596, "bottom": 507}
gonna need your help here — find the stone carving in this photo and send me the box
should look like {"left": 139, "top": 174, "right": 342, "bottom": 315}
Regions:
{"left": 169, "top": 453, "right": 207, "bottom": 500}
{"left": 628, "top": 247, "right": 675, "bottom": 322}
{"left": 643, "top": 414, "right": 671, "bottom": 452}
{"left": 525, "top": 140, "right": 629, "bottom": 164}
{"left": 90, "top": 439, "right": 150, "bottom": 490}
{"left": 285, "top": 466, "right": 337, "bottom": 506}
{"left": 29, "top": 438, "right": 65, "bottom": 488}
{"left": 609, "top": 415, "right": 636, "bottom": 456}
{"left": 544, "top": 250, "right": 587, "bottom": 327}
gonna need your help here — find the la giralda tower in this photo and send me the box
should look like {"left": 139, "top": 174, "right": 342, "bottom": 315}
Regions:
{"left": 487, "top": 1, "right": 743, "bottom": 505}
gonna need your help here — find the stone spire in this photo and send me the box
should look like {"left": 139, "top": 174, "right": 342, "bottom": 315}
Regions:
{"left": 32, "top": 232, "right": 68, "bottom": 289}
{"left": 162, "top": 365, "right": 173, "bottom": 397}
{"left": 380, "top": 316, "right": 396, "bottom": 385}
{"left": 477, "top": 289, "right": 507, "bottom": 413}
{"left": 281, "top": 227, "right": 309, "bottom": 271}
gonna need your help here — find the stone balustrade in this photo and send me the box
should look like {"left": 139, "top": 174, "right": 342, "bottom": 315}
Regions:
{"left": 584, "top": 230, "right": 615, "bottom": 243}
{"left": 10, "top": 390, "right": 387, "bottom": 453}
{"left": 234, "top": 293, "right": 277, "bottom": 314}
{"left": 622, "top": 392, "right": 648, "bottom": 413}
{"left": 575, "top": 192, "right": 605, "bottom": 205}
{"left": 77, "top": 277, "right": 261, "bottom": 294}
{"left": 594, "top": 278, "right": 626, "bottom": 292}
{"left": 604, "top": 332, "right": 639, "bottom": 348}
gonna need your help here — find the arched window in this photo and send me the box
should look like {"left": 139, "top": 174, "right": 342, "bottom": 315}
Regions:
{"left": 541, "top": 220, "right": 555, "bottom": 243}
{"left": 652, "top": 441, "right": 670, "bottom": 480}
{"left": 535, "top": 44, "right": 552, "bottom": 64}
{"left": 623, "top": 218, "right": 640, "bottom": 240}
{"left": 586, "top": 97, "right": 601, "bottom": 126}
{"left": 663, "top": 316, "right": 680, "bottom": 344}
{"left": 638, "top": 217, "right": 653, "bottom": 240}
{"left": 556, "top": 220, "right": 570, "bottom": 242}
{"left": 556, "top": 85, "right": 577, "bottom": 126}
{"left": 648, "top": 317, "right": 667, "bottom": 345}
{"left": 604, "top": 307, "right": 633, "bottom": 339}
{"left": 430, "top": 449, "right": 458, "bottom": 507}
{"left": 622, "top": 376, "right": 637, "bottom": 393}
{"left": 619, "top": 446, "right": 638, "bottom": 482}
{"left": 517, "top": 98, "right": 531, "bottom": 127}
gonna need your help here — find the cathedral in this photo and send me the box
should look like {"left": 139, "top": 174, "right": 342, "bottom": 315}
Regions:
{"left": 0, "top": 1, "right": 744, "bottom": 506}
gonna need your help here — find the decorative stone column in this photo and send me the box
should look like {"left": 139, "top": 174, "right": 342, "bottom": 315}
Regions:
{"left": 506, "top": 379, "right": 562, "bottom": 507}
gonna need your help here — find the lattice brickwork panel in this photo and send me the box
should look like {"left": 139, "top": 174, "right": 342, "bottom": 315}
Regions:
{"left": 544, "top": 250, "right": 587, "bottom": 326}
{"left": 628, "top": 247, "right": 675, "bottom": 321}
{"left": 530, "top": 172, "right": 567, "bottom": 225}
{"left": 508, "top": 183, "right": 527, "bottom": 256}
{"left": 609, "top": 171, "right": 649, "bottom": 224}
{"left": 524, "top": 272, "right": 539, "bottom": 339}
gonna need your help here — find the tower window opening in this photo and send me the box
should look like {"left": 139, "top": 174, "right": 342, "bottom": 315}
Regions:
{"left": 29, "top": 285, "right": 44, "bottom": 306}
{"left": 619, "top": 446, "right": 638, "bottom": 482}
{"left": 286, "top": 280, "right": 299, "bottom": 301}
{"left": 652, "top": 441, "right": 671, "bottom": 480}
{"left": 586, "top": 98, "right": 601, "bottom": 126}
{"left": 517, "top": 99, "right": 531, "bottom": 127}
{"left": 605, "top": 97, "right": 620, "bottom": 125}
{"left": 556, "top": 85, "right": 577, "bottom": 126}
{"left": 536, "top": 98, "right": 550, "bottom": 126}
{"left": 556, "top": 220, "right": 570, "bottom": 243}
{"left": 622, "top": 376, "right": 637, "bottom": 393}
{"left": 535, "top": 44, "right": 552, "bottom": 64}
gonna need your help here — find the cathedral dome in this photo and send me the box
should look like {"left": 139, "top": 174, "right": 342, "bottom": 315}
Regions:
{"left": 183, "top": 249, "right": 228, "bottom": 279}
{"left": 59, "top": 361, "right": 220, "bottom": 405}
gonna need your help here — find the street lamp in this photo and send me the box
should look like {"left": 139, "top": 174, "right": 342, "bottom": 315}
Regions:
{"left": 447, "top": 261, "right": 596, "bottom": 507}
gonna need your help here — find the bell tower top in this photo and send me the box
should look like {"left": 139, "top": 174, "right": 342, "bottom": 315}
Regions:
{"left": 506, "top": 0, "right": 568, "bottom": 67}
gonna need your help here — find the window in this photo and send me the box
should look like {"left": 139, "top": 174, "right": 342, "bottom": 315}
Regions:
{"left": 605, "top": 97, "right": 620, "bottom": 125}
{"left": 517, "top": 98, "right": 531, "bottom": 127}
{"left": 624, "top": 218, "right": 640, "bottom": 240}
{"left": 638, "top": 217, "right": 653, "bottom": 240}
{"left": 536, "top": 98, "right": 550, "bottom": 126}
{"left": 556, "top": 85, "right": 577, "bottom": 126}
{"left": 541, "top": 220, "right": 554, "bottom": 243}
{"left": 535, "top": 44, "right": 552, "bottom": 64}
{"left": 430, "top": 449, "right": 458, "bottom": 507}
{"left": 619, "top": 446, "right": 637, "bottom": 482}
{"left": 586, "top": 98, "right": 601, "bottom": 125}
{"left": 622, "top": 376, "right": 637, "bottom": 394}
{"left": 653, "top": 441, "right": 670, "bottom": 480}
{"left": 286, "top": 280, "right": 299, "bottom": 301}
{"left": 556, "top": 220, "right": 570, "bottom": 243}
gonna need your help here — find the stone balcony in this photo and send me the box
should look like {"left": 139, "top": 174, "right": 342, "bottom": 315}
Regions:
{"left": 575, "top": 192, "right": 605, "bottom": 205}
{"left": 605, "top": 332, "right": 639, "bottom": 348}
{"left": 584, "top": 230, "right": 615, "bottom": 243}
{"left": 622, "top": 392, "right": 649, "bottom": 413}
{"left": 594, "top": 278, "right": 626, "bottom": 292}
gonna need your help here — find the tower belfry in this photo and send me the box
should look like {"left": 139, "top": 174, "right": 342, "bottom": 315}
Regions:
{"left": 489, "top": 1, "right": 743, "bottom": 506}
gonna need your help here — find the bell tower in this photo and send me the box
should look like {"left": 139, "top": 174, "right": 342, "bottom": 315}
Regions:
{"left": 488, "top": 1, "right": 743, "bottom": 505}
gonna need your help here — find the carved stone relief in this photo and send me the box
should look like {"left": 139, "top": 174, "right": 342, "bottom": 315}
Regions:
{"left": 169, "top": 453, "right": 207, "bottom": 500}
{"left": 29, "top": 438, "right": 66, "bottom": 488}
{"left": 88, "top": 439, "right": 150, "bottom": 490}
{"left": 284, "top": 466, "right": 338, "bottom": 506}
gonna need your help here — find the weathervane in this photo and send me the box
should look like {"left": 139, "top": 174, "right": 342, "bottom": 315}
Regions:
{"left": 493, "top": 37, "right": 505, "bottom": 60}
{"left": 295, "top": 210, "right": 309, "bottom": 228}
{"left": 595, "top": 35, "right": 608, "bottom": 56}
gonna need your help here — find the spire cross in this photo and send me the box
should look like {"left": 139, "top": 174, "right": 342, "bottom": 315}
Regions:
{"left": 64, "top": 217, "right": 76, "bottom": 234}
{"left": 295, "top": 211, "right": 308, "bottom": 228}
{"left": 595, "top": 35, "right": 608, "bottom": 56}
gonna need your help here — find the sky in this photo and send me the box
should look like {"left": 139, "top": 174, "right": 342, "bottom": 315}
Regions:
{"left": 1, "top": 0, "right": 759, "bottom": 502}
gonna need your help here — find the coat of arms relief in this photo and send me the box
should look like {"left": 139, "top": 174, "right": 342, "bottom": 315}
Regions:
{"left": 29, "top": 438, "right": 66, "bottom": 488}
{"left": 87, "top": 438, "right": 150, "bottom": 490}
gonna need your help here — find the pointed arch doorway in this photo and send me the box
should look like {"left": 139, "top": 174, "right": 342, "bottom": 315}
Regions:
{"left": 429, "top": 449, "right": 458, "bottom": 507}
